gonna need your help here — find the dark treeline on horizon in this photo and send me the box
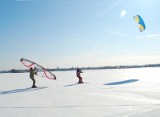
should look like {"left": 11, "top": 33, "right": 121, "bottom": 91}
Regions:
{"left": 1, "top": 63, "right": 160, "bottom": 73}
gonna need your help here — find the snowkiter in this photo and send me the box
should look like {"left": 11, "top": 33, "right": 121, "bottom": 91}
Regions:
{"left": 29, "top": 67, "right": 37, "bottom": 88}
{"left": 76, "top": 68, "right": 83, "bottom": 83}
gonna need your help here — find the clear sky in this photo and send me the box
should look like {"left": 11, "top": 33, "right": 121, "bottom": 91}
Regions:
{"left": 0, "top": 0, "right": 160, "bottom": 70}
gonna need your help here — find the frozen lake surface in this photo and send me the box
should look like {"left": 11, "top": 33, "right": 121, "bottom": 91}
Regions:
{"left": 1, "top": 68, "right": 160, "bottom": 117}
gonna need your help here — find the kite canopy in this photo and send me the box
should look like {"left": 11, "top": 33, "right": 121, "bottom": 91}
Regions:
{"left": 133, "top": 15, "right": 146, "bottom": 32}
{"left": 20, "top": 58, "right": 56, "bottom": 80}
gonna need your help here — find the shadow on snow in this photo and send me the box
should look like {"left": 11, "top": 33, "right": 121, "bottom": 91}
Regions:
{"left": 64, "top": 83, "right": 79, "bottom": 87}
{"left": 0, "top": 86, "right": 47, "bottom": 95}
{"left": 104, "top": 79, "right": 139, "bottom": 86}
{"left": 64, "top": 82, "right": 89, "bottom": 87}
{"left": 2, "top": 103, "right": 160, "bottom": 109}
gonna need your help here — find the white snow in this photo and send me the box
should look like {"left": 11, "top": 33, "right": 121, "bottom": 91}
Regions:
{"left": 1, "top": 68, "right": 160, "bottom": 117}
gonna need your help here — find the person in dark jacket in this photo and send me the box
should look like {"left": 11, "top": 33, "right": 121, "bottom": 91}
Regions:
{"left": 76, "top": 68, "right": 83, "bottom": 83}
{"left": 29, "top": 67, "right": 37, "bottom": 88}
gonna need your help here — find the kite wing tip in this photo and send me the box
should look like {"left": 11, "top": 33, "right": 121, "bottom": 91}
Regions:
{"left": 20, "top": 58, "right": 25, "bottom": 61}
{"left": 20, "top": 58, "right": 23, "bottom": 62}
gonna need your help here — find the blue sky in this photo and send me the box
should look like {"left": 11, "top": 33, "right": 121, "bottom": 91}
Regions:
{"left": 0, "top": 0, "right": 160, "bottom": 70}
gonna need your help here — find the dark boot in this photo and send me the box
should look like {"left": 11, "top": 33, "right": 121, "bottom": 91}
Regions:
{"left": 32, "top": 85, "right": 37, "bottom": 88}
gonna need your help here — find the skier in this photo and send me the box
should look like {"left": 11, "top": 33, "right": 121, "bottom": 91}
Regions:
{"left": 29, "top": 67, "right": 37, "bottom": 88}
{"left": 76, "top": 68, "right": 83, "bottom": 83}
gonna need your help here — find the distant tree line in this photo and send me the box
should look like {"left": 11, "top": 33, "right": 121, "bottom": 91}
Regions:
{"left": 1, "top": 64, "right": 160, "bottom": 73}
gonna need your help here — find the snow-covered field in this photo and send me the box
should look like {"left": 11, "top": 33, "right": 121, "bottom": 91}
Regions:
{"left": 1, "top": 68, "right": 160, "bottom": 117}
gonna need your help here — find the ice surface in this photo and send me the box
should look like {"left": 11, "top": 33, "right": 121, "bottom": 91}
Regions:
{"left": 1, "top": 68, "right": 160, "bottom": 117}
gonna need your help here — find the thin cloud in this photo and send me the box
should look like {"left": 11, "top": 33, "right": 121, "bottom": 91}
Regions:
{"left": 106, "top": 30, "right": 129, "bottom": 37}
{"left": 135, "top": 34, "right": 160, "bottom": 40}
{"left": 16, "top": 0, "right": 31, "bottom": 1}
{"left": 146, "top": 34, "right": 160, "bottom": 38}
{"left": 135, "top": 35, "right": 145, "bottom": 39}
{"left": 32, "top": 36, "right": 46, "bottom": 39}
{"left": 98, "top": 0, "right": 122, "bottom": 17}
